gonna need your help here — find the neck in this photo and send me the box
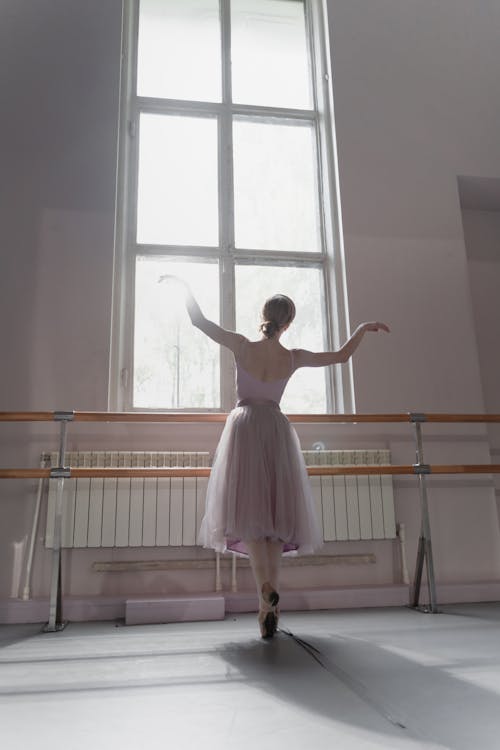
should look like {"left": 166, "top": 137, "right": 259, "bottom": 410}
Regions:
{"left": 260, "top": 333, "right": 283, "bottom": 343}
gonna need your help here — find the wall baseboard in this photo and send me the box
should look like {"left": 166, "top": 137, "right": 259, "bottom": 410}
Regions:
{"left": 1, "top": 581, "right": 500, "bottom": 625}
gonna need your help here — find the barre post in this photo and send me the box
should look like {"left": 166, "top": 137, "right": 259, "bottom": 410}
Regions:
{"left": 44, "top": 412, "right": 73, "bottom": 632}
{"left": 410, "top": 414, "right": 438, "bottom": 613}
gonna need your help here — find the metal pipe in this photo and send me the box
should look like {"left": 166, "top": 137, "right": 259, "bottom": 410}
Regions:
{"left": 231, "top": 553, "right": 237, "bottom": 593}
{"left": 45, "top": 477, "right": 65, "bottom": 632}
{"left": 21, "top": 455, "right": 49, "bottom": 600}
{"left": 44, "top": 419, "right": 69, "bottom": 632}
{"left": 411, "top": 422, "right": 438, "bottom": 613}
{"left": 397, "top": 522, "right": 410, "bottom": 585}
{"left": 215, "top": 552, "right": 221, "bottom": 592}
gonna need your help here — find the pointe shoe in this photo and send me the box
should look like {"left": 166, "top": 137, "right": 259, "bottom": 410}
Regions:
{"left": 259, "top": 583, "right": 280, "bottom": 638}
{"left": 258, "top": 608, "right": 278, "bottom": 639}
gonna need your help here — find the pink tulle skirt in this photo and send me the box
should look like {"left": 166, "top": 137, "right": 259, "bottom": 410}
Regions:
{"left": 198, "top": 400, "right": 323, "bottom": 556}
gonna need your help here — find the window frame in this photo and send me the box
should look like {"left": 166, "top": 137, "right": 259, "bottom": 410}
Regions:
{"left": 109, "top": 0, "right": 353, "bottom": 414}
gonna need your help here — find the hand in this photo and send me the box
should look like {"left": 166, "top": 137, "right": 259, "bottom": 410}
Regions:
{"left": 361, "top": 321, "right": 390, "bottom": 333}
{"left": 158, "top": 274, "right": 188, "bottom": 289}
{"left": 158, "top": 273, "right": 180, "bottom": 284}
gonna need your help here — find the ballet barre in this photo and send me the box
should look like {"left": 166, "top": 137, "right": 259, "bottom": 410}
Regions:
{"left": 1, "top": 410, "right": 500, "bottom": 631}
{"left": 3, "top": 410, "right": 500, "bottom": 423}
{"left": 1, "top": 464, "right": 500, "bottom": 480}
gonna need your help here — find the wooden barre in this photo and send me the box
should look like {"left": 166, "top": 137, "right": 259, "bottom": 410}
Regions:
{"left": 0, "top": 411, "right": 411, "bottom": 423}
{"left": 420, "top": 414, "right": 500, "bottom": 423}
{"left": 72, "top": 411, "right": 413, "bottom": 423}
{"left": 1, "top": 464, "right": 500, "bottom": 480}
{"left": 1, "top": 410, "right": 500, "bottom": 423}
{"left": 0, "top": 412, "right": 58, "bottom": 422}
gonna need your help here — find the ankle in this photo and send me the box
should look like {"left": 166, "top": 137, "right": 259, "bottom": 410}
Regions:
{"left": 261, "top": 582, "right": 279, "bottom": 608}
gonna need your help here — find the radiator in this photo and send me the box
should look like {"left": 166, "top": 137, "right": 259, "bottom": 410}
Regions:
{"left": 303, "top": 449, "right": 396, "bottom": 541}
{"left": 44, "top": 451, "right": 210, "bottom": 549}
{"left": 44, "top": 449, "right": 395, "bottom": 549}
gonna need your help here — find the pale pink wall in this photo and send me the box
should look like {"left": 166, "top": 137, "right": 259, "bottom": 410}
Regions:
{"left": 325, "top": 0, "right": 500, "bottom": 592}
{"left": 326, "top": 0, "right": 500, "bottom": 412}
{"left": 1, "top": 0, "right": 500, "bottom": 607}
{"left": 327, "top": 0, "right": 500, "bottom": 596}
{"left": 463, "top": 210, "right": 500, "bottom": 417}
{"left": 463, "top": 209, "right": 500, "bottom": 504}
{"left": 0, "top": 0, "right": 122, "bottom": 601}
{"left": 0, "top": 0, "right": 120, "bottom": 412}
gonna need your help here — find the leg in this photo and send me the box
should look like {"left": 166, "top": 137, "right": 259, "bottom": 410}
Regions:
{"left": 245, "top": 539, "right": 270, "bottom": 607}
{"left": 265, "top": 540, "right": 283, "bottom": 629}
{"left": 245, "top": 539, "right": 281, "bottom": 638}
{"left": 266, "top": 539, "right": 283, "bottom": 594}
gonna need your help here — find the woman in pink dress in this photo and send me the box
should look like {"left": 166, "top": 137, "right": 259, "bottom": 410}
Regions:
{"left": 159, "top": 276, "right": 389, "bottom": 638}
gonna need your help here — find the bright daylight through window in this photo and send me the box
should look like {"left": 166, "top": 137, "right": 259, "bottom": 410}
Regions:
{"left": 124, "top": 0, "right": 341, "bottom": 413}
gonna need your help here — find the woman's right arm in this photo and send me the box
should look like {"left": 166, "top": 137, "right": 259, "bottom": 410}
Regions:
{"left": 294, "top": 322, "right": 390, "bottom": 368}
{"left": 158, "top": 275, "right": 245, "bottom": 355}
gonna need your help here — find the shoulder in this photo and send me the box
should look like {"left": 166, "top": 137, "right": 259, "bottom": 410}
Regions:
{"left": 232, "top": 334, "right": 248, "bottom": 359}
{"left": 290, "top": 348, "right": 314, "bottom": 368}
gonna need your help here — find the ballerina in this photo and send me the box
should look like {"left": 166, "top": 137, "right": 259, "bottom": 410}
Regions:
{"left": 159, "top": 275, "right": 389, "bottom": 637}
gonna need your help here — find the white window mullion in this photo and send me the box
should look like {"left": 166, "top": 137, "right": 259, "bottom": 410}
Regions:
{"left": 108, "top": 0, "right": 140, "bottom": 411}
{"left": 134, "top": 245, "right": 221, "bottom": 259}
{"left": 124, "top": 98, "right": 141, "bottom": 411}
{"left": 219, "top": 104, "right": 236, "bottom": 411}
{"left": 309, "top": 0, "right": 353, "bottom": 412}
{"left": 231, "top": 103, "right": 317, "bottom": 121}
{"left": 136, "top": 98, "right": 225, "bottom": 116}
{"left": 219, "top": 0, "right": 236, "bottom": 410}
{"left": 233, "top": 249, "right": 324, "bottom": 264}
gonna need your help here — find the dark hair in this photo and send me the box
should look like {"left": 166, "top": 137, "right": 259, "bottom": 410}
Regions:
{"left": 260, "top": 294, "right": 296, "bottom": 339}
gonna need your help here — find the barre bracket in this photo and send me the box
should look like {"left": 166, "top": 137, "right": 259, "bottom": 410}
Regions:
{"left": 409, "top": 413, "right": 427, "bottom": 423}
{"left": 54, "top": 411, "right": 75, "bottom": 422}
{"left": 50, "top": 468, "right": 71, "bottom": 479}
{"left": 413, "top": 463, "right": 431, "bottom": 475}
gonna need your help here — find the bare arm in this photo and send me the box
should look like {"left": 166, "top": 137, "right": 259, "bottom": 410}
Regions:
{"left": 158, "top": 275, "right": 244, "bottom": 355}
{"left": 294, "top": 322, "right": 390, "bottom": 369}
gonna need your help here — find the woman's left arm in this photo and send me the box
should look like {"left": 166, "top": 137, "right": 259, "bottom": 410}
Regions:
{"left": 293, "top": 322, "right": 390, "bottom": 368}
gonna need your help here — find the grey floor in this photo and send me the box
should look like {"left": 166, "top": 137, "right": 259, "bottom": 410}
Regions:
{"left": 1, "top": 604, "right": 500, "bottom": 750}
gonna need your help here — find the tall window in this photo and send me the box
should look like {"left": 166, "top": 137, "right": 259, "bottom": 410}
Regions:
{"left": 113, "top": 0, "right": 348, "bottom": 413}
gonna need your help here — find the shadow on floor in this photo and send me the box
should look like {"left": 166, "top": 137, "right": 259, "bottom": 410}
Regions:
{"left": 0, "top": 623, "right": 43, "bottom": 650}
{"left": 218, "top": 612, "right": 500, "bottom": 750}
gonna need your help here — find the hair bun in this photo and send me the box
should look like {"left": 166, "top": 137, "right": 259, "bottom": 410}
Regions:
{"left": 260, "top": 320, "right": 279, "bottom": 338}
{"left": 260, "top": 295, "right": 296, "bottom": 339}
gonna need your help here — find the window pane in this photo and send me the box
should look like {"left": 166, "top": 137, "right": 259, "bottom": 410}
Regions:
{"left": 233, "top": 120, "right": 320, "bottom": 252}
{"left": 134, "top": 258, "right": 220, "bottom": 409}
{"left": 137, "top": 0, "right": 221, "bottom": 102}
{"left": 235, "top": 265, "right": 327, "bottom": 413}
{"left": 231, "top": 0, "right": 311, "bottom": 109}
{"left": 137, "top": 114, "right": 218, "bottom": 246}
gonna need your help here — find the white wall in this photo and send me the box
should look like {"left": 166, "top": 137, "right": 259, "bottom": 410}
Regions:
{"left": 1, "top": 0, "right": 500, "bottom": 608}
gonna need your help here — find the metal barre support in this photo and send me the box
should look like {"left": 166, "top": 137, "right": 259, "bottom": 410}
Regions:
{"left": 411, "top": 422, "right": 439, "bottom": 613}
{"left": 44, "top": 416, "right": 70, "bottom": 632}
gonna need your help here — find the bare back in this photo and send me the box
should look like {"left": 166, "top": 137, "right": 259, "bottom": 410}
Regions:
{"left": 236, "top": 338, "right": 295, "bottom": 383}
